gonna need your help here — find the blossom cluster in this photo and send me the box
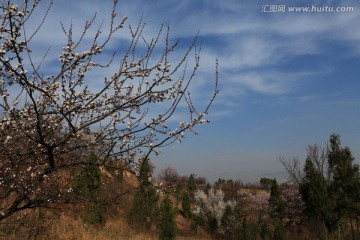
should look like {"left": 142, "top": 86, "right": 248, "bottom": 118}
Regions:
{"left": 0, "top": 0, "right": 218, "bottom": 221}
{"left": 194, "top": 188, "right": 236, "bottom": 228}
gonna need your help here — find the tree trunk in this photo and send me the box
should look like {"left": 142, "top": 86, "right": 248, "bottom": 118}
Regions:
{"left": 350, "top": 215, "right": 355, "bottom": 240}
{"left": 356, "top": 216, "right": 360, "bottom": 239}
{"left": 322, "top": 220, "right": 328, "bottom": 240}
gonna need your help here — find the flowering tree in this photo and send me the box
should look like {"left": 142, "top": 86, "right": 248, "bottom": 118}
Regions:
{"left": 279, "top": 181, "right": 304, "bottom": 224}
{"left": 193, "top": 188, "right": 236, "bottom": 232}
{"left": 0, "top": 0, "right": 218, "bottom": 220}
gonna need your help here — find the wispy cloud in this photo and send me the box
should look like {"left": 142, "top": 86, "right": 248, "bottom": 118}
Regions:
{"left": 1, "top": 0, "right": 359, "bottom": 184}
{"left": 25, "top": 0, "right": 360, "bottom": 120}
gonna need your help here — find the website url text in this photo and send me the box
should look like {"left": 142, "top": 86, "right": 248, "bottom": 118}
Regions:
{"left": 261, "top": 5, "right": 354, "bottom": 13}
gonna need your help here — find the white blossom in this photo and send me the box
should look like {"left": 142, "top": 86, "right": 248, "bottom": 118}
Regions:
{"left": 0, "top": 0, "right": 218, "bottom": 221}
{"left": 194, "top": 188, "right": 234, "bottom": 228}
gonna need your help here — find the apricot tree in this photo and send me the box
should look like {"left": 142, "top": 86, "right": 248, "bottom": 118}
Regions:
{"left": 0, "top": 0, "right": 218, "bottom": 220}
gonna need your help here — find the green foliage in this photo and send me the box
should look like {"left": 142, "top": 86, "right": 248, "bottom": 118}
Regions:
{"left": 300, "top": 159, "right": 328, "bottom": 221}
{"left": 129, "top": 184, "right": 159, "bottom": 230}
{"left": 260, "top": 177, "right": 275, "bottom": 189}
{"left": 273, "top": 223, "right": 286, "bottom": 240}
{"left": 220, "top": 205, "right": 234, "bottom": 239}
{"left": 73, "top": 151, "right": 102, "bottom": 200}
{"left": 190, "top": 212, "right": 206, "bottom": 235}
{"left": 138, "top": 158, "right": 154, "bottom": 187}
{"left": 242, "top": 220, "right": 262, "bottom": 240}
{"left": 129, "top": 158, "right": 159, "bottom": 230}
{"left": 181, "top": 191, "right": 191, "bottom": 218}
{"left": 298, "top": 134, "right": 360, "bottom": 235}
{"left": 188, "top": 174, "right": 197, "bottom": 192}
{"left": 70, "top": 151, "right": 107, "bottom": 227}
{"left": 175, "top": 182, "right": 182, "bottom": 205}
{"left": 268, "top": 179, "right": 285, "bottom": 221}
{"left": 328, "top": 134, "right": 360, "bottom": 211}
{"left": 205, "top": 183, "right": 211, "bottom": 193}
{"left": 158, "top": 195, "right": 177, "bottom": 240}
{"left": 215, "top": 178, "right": 226, "bottom": 186}
{"left": 82, "top": 204, "right": 106, "bottom": 227}
{"left": 219, "top": 204, "right": 244, "bottom": 239}
{"left": 260, "top": 223, "right": 272, "bottom": 240}
{"left": 104, "top": 160, "right": 124, "bottom": 182}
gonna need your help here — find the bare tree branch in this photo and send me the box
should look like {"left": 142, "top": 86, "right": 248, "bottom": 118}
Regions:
{"left": 0, "top": 0, "right": 218, "bottom": 220}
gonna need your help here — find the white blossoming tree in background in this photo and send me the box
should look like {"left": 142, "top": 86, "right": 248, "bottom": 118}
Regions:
{"left": 0, "top": 0, "right": 218, "bottom": 220}
{"left": 193, "top": 188, "right": 236, "bottom": 232}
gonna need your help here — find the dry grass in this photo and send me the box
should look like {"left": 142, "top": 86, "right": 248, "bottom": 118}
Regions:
{"left": 0, "top": 212, "right": 155, "bottom": 240}
{"left": 0, "top": 209, "right": 214, "bottom": 240}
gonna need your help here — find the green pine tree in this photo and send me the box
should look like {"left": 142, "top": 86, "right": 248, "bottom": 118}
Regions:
{"left": 72, "top": 151, "right": 105, "bottom": 226}
{"left": 175, "top": 182, "right": 182, "bottom": 205}
{"left": 128, "top": 158, "right": 159, "bottom": 230}
{"left": 300, "top": 159, "right": 328, "bottom": 221}
{"left": 327, "top": 134, "right": 360, "bottom": 234}
{"left": 159, "top": 195, "right": 177, "bottom": 240}
{"left": 138, "top": 157, "right": 154, "bottom": 187}
{"left": 220, "top": 205, "right": 234, "bottom": 239}
{"left": 182, "top": 191, "right": 191, "bottom": 218}
{"left": 129, "top": 185, "right": 159, "bottom": 230}
{"left": 73, "top": 150, "right": 102, "bottom": 200}
{"left": 282, "top": 134, "right": 360, "bottom": 237}
{"left": 268, "top": 179, "right": 284, "bottom": 221}
{"left": 188, "top": 174, "right": 197, "bottom": 192}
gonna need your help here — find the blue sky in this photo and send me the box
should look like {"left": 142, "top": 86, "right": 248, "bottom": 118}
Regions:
{"left": 29, "top": 0, "right": 360, "bottom": 182}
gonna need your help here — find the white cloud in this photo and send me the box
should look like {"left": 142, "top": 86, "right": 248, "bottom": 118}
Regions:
{"left": 20, "top": 0, "right": 360, "bottom": 120}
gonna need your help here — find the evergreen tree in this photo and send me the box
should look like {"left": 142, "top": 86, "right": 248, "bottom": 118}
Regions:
{"left": 299, "top": 159, "right": 328, "bottom": 223}
{"left": 299, "top": 134, "right": 360, "bottom": 233}
{"left": 129, "top": 185, "right": 159, "bottom": 230}
{"left": 138, "top": 158, "right": 154, "bottom": 187}
{"left": 282, "top": 134, "right": 360, "bottom": 237}
{"left": 260, "top": 177, "right": 275, "bottom": 189}
{"left": 72, "top": 151, "right": 106, "bottom": 226}
{"left": 82, "top": 204, "right": 106, "bottom": 227}
{"left": 129, "top": 158, "right": 159, "bottom": 230}
{"left": 327, "top": 134, "right": 360, "bottom": 233}
{"left": 182, "top": 191, "right": 191, "bottom": 218}
{"left": 159, "top": 195, "right": 177, "bottom": 240}
{"left": 268, "top": 179, "right": 285, "bottom": 221}
{"left": 73, "top": 150, "right": 102, "bottom": 200}
{"left": 219, "top": 204, "right": 244, "bottom": 239}
{"left": 205, "top": 182, "right": 211, "bottom": 193}
{"left": 175, "top": 183, "right": 182, "bottom": 205}
{"left": 188, "top": 174, "right": 197, "bottom": 193}
{"left": 220, "top": 205, "right": 235, "bottom": 239}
